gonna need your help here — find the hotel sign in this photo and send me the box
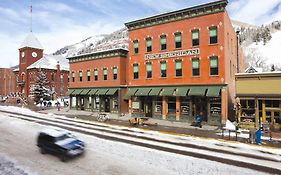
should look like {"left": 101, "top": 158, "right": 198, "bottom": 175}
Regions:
{"left": 144, "top": 48, "right": 200, "bottom": 60}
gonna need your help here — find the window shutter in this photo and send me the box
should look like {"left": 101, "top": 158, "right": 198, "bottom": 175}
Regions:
{"left": 175, "top": 61, "right": 182, "bottom": 69}
{"left": 210, "top": 57, "right": 218, "bottom": 67}
{"left": 209, "top": 28, "right": 217, "bottom": 37}
{"left": 192, "top": 59, "right": 199, "bottom": 68}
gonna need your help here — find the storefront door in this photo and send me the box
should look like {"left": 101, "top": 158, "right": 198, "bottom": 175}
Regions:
{"left": 193, "top": 97, "right": 207, "bottom": 122}
{"left": 144, "top": 97, "right": 152, "bottom": 117}
{"left": 104, "top": 97, "right": 110, "bottom": 112}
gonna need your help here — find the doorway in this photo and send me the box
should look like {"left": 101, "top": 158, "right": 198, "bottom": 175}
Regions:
{"left": 104, "top": 97, "right": 110, "bottom": 112}
{"left": 143, "top": 97, "right": 152, "bottom": 117}
{"left": 193, "top": 97, "right": 207, "bottom": 122}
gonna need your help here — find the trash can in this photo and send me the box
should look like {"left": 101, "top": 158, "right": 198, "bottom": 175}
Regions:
{"left": 255, "top": 129, "right": 262, "bottom": 144}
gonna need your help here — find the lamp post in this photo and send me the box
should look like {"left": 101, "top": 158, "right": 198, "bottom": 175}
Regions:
{"left": 236, "top": 30, "right": 240, "bottom": 73}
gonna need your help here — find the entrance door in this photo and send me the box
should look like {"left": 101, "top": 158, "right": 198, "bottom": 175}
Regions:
{"left": 104, "top": 97, "right": 110, "bottom": 112}
{"left": 193, "top": 97, "right": 207, "bottom": 122}
{"left": 144, "top": 97, "right": 153, "bottom": 117}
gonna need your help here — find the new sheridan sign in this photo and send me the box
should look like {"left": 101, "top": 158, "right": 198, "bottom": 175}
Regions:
{"left": 144, "top": 48, "right": 200, "bottom": 60}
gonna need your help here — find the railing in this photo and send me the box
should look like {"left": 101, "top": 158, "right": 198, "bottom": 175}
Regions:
{"left": 17, "top": 81, "right": 25, "bottom": 86}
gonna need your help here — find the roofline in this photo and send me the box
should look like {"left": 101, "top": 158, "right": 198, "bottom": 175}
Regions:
{"left": 19, "top": 46, "right": 43, "bottom": 51}
{"left": 235, "top": 71, "right": 281, "bottom": 78}
{"left": 125, "top": 0, "right": 228, "bottom": 31}
{"left": 67, "top": 48, "right": 128, "bottom": 63}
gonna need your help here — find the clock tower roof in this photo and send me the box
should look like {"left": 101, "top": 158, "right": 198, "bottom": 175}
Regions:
{"left": 19, "top": 32, "right": 43, "bottom": 50}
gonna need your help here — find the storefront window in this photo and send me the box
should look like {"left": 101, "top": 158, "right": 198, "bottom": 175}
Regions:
{"left": 88, "top": 96, "right": 92, "bottom": 108}
{"left": 112, "top": 98, "right": 118, "bottom": 110}
{"left": 154, "top": 97, "right": 162, "bottom": 114}
{"left": 71, "top": 96, "right": 76, "bottom": 107}
{"left": 181, "top": 98, "right": 190, "bottom": 116}
{"left": 93, "top": 96, "right": 99, "bottom": 109}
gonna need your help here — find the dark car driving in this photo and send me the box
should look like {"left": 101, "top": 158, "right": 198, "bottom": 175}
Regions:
{"left": 37, "top": 127, "right": 85, "bottom": 161}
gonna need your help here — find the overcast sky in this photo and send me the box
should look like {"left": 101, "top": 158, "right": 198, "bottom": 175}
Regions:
{"left": 0, "top": 0, "right": 281, "bottom": 68}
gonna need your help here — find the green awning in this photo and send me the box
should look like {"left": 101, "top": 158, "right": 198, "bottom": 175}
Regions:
{"left": 161, "top": 87, "right": 175, "bottom": 96}
{"left": 96, "top": 89, "right": 108, "bottom": 95}
{"left": 89, "top": 89, "right": 98, "bottom": 95}
{"left": 149, "top": 88, "right": 162, "bottom": 96}
{"left": 206, "top": 86, "right": 221, "bottom": 97}
{"left": 135, "top": 88, "right": 151, "bottom": 96}
{"left": 124, "top": 88, "right": 138, "bottom": 100}
{"left": 106, "top": 88, "right": 118, "bottom": 95}
{"left": 66, "top": 89, "right": 75, "bottom": 95}
{"left": 188, "top": 87, "right": 207, "bottom": 96}
{"left": 72, "top": 89, "right": 83, "bottom": 95}
{"left": 80, "top": 89, "right": 91, "bottom": 95}
{"left": 176, "top": 87, "right": 189, "bottom": 96}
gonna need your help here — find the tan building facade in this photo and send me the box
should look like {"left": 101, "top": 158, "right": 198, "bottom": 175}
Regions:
{"left": 236, "top": 72, "right": 281, "bottom": 131}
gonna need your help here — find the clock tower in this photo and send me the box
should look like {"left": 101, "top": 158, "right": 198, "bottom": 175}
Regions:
{"left": 18, "top": 32, "right": 43, "bottom": 96}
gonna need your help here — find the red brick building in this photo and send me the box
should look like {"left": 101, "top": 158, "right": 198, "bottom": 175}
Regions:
{"left": 0, "top": 68, "right": 16, "bottom": 96}
{"left": 124, "top": 0, "right": 243, "bottom": 125}
{"left": 68, "top": 0, "right": 244, "bottom": 125}
{"left": 67, "top": 49, "right": 128, "bottom": 114}
{"left": 14, "top": 32, "right": 69, "bottom": 99}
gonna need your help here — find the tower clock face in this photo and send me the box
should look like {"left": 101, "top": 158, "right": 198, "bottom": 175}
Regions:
{"left": 21, "top": 52, "right": 25, "bottom": 57}
{"left": 32, "top": 51, "right": 37, "bottom": 58}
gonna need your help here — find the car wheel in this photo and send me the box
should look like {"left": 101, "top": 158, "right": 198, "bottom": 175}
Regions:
{"left": 60, "top": 155, "right": 67, "bottom": 162}
{"left": 40, "top": 147, "right": 46, "bottom": 154}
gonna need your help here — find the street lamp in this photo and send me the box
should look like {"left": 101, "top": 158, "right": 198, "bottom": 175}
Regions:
{"left": 236, "top": 29, "right": 240, "bottom": 73}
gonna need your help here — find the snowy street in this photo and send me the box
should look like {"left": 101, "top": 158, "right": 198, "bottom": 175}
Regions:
{"left": 0, "top": 106, "right": 280, "bottom": 175}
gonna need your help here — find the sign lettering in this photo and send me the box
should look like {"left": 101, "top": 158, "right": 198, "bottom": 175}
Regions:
{"left": 144, "top": 48, "right": 200, "bottom": 60}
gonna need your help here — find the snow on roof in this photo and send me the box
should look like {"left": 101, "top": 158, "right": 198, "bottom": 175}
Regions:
{"left": 27, "top": 54, "right": 69, "bottom": 71}
{"left": 245, "top": 66, "right": 263, "bottom": 73}
{"left": 41, "top": 127, "right": 70, "bottom": 137}
{"left": 20, "top": 32, "right": 43, "bottom": 50}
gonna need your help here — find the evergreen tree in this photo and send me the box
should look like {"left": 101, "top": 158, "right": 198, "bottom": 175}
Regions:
{"left": 30, "top": 70, "right": 51, "bottom": 104}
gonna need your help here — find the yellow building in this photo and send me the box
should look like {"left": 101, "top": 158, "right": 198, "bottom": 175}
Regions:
{"left": 235, "top": 72, "right": 281, "bottom": 131}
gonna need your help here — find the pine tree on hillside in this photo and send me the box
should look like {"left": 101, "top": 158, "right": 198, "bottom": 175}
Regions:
{"left": 261, "top": 27, "right": 272, "bottom": 45}
{"left": 30, "top": 70, "right": 51, "bottom": 104}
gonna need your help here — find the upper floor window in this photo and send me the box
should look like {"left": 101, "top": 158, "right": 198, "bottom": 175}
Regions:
{"left": 133, "top": 64, "right": 139, "bottom": 79}
{"left": 146, "top": 37, "right": 152, "bottom": 52}
{"left": 209, "top": 27, "right": 218, "bottom": 44}
{"left": 174, "top": 32, "right": 182, "bottom": 48}
{"left": 113, "top": 67, "right": 117, "bottom": 80}
{"left": 87, "top": 70, "right": 91, "bottom": 81}
{"left": 160, "top": 61, "right": 167, "bottom": 78}
{"left": 192, "top": 30, "right": 199, "bottom": 46}
{"left": 94, "top": 69, "right": 98, "bottom": 81}
{"left": 51, "top": 73, "right": 55, "bottom": 81}
{"left": 192, "top": 58, "right": 200, "bottom": 76}
{"left": 71, "top": 72, "right": 75, "bottom": 82}
{"left": 210, "top": 56, "right": 218, "bottom": 75}
{"left": 160, "top": 35, "right": 167, "bottom": 50}
{"left": 133, "top": 40, "right": 139, "bottom": 54}
{"left": 79, "top": 71, "right": 82, "bottom": 82}
{"left": 103, "top": 68, "right": 107, "bottom": 80}
{"left": 175, "top": 60, "right": 182, "bottom": 77}
{"left": 146, "top": 62, "right": 152, "bottom": 79}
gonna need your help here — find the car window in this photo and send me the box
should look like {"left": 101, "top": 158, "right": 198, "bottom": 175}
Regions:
{"left": 55, "top": 133, "right": 72, "bottom": 142}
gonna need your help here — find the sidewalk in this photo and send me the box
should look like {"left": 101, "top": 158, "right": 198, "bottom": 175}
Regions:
{"left": 40, "top": 107, "right": 218, "bottom": 130}
{"left": 39, "top": 107, "right": 281, "bottom": 148}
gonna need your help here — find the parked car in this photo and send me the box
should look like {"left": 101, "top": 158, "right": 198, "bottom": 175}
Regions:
{"left": 37, "top": 127, "right": 85, "bottom": 161}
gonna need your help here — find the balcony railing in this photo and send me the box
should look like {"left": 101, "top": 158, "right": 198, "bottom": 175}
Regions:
{"left": 17, "top": 80, "right": 25, "bottom": 86}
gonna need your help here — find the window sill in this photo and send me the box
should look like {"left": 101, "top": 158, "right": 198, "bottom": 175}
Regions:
{"left": 209, "top": 75, "right": 219, "bottom": 77}
{"left": 146, "top": 78, "right": 152, "bottom": 80}
{"left": 208, "top": 43, "right": 218, "bottom": 46}
{"left": 191, "top": 75, "right": 200, "bottom": 78}
{"left": 159, "top": 77, "right": 167, "bottom": 79}
{"left": 174, "top": 48, "right": 182, "bottom": 51}
{"left": 174, "top": 76, "right": 182, "bottom": 79}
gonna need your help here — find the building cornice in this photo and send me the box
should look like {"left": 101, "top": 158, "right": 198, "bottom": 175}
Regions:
{"left": 125, "top": 0, "right": 228, "bottom": 31}
{"left": 67, "top": 48, "right": 128, "bottom": 63}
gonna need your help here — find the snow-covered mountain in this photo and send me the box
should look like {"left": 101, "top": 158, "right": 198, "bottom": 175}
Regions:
{"left": 233, "top": 20, "right": 281, "bottom": 71}
{"left": 53, "top": 20, "right": 281, "bottom": 72}
{"left": 53, "top": 28, "right": 128, "bottom": 57}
